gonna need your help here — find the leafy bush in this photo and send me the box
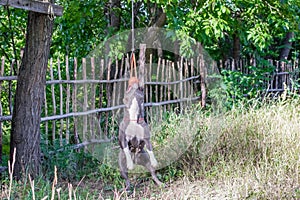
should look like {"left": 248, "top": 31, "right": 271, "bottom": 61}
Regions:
{"left": 2, "top": 97, "right": 300, "bottom": 199}
{"left": 222, "top": 64, "right": 274, "bottom": 105}
{"left": 41, "top": 139, "right": 99, "bottom": 181}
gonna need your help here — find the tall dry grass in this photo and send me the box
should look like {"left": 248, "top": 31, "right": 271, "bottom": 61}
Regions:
{"left": 154, "top": 98, "right": 300, "bottom": 199}
{"left": 1, "top": 98, "right": 300, "bottom": 199}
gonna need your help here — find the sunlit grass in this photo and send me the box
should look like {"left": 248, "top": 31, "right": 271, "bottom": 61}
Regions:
{"left": 1, "top": 97, "right": 300, "bottom": 199}
{"left": 155, "top": 97, "right": 300, "bottom": 199}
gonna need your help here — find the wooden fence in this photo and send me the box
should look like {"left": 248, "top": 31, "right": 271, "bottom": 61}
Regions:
{"left": 0, "top": 52, "right": 205, "bottom": 149}
{"left": 221, "top": 58, "right": 300, "bottom": 93}
{"left": 0, "top": 54, "right": 299, "bottom": 156}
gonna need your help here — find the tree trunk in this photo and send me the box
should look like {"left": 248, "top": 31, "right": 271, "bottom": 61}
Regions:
{"left": 110, "top": 0, "right": 120, "bottom": 31}
{"left": 105, "top": 0, "right": 121, "bottom": 63}
{"left": 279, "top": 32, "right": 294, "bottom": 60}
{"left": 144, "top": 6, "right": 166, "bottom": 60}
{"left": 125, "top": 1, "right": 142, "bottom": 53}
{"left": 233, "top": 32, "right": 240, "bottom": 61}
{"left": 10, "top": 9, "right": 54, "bottom": 180}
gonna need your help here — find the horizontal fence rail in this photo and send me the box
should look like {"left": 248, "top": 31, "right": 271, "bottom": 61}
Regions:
{"left": 0, "top": 55, "right": 299, "bottom": 152}
{"left": 0, "top": 54, "right": 205, "bottom": 147}
{"left": 222, "top": 58, "right": 300, "bottom": 93}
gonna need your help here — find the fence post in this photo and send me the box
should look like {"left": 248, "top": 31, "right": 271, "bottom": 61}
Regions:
{"left": 180, "top": 57, "right": 183, "bottom": 112}
{"left": 82, "top": 58, "right": 88, "bottom": 147}
{"left": 73, "top": 58, "right": 79, "bottom": 144}
{"left": 57, "top": 58, "right": 63, "bottom": 146}
{"left": 49, "top": 58, "right": 56, "bottom": 141}
{"left": 199, "top": 55, "right": 206, "bottom": 108}
{"left": 0, "top": 57, "right": 5, "bottom": 166}
{"left": 139, "top": 44, "right": 146, "bottom": 89}
{"left": 199, "top": 53, "right": 206, "bottom": 108}
{"left": 139, "top": 44, "right": 147, "bottom": 120}
{"left": 65, "top": 56, "right": 70, "bottom": 144}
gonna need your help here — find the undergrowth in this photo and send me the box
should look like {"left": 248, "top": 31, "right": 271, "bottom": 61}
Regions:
{"left": 1, "top": 96, "right": 300, "bottom": 199}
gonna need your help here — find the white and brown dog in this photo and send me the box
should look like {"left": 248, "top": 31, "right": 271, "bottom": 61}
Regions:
{"left": 118, "top": 77, "right": 163, "bottom": 189}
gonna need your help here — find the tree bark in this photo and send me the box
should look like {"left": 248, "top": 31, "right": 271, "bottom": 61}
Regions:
{"left": 10, "top": 9, "right": 54, "bottom": 179}
{"left": 144, "top": 6, "right": 166, "bottom": 60}
{"left": 109, "top": 0, "right": 120, "bottom": 31}
{"left": 233, "top": 32, "right": 240, "bottom": 61}
{"left": 279, "top": 32, "right": 294, "bottom": 60}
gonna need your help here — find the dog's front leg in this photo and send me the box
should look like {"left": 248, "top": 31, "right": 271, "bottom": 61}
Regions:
{"left": 119, "top": 127, "right": 134, "bottom": 170}
{"left": 144, "top": 138, "right": 158, "bottom": 168}
{"left": 123, "top": 147, "right": 134, "bottom": 170}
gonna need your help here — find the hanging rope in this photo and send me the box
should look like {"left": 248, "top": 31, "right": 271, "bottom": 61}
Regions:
{"left": 131, "top": 0, "right": 134, "bottom": 53}
{"left": 130, "top": 0, "right": 137, "bottom": 78}
{"left": 130, "top": 53, "right": 137, "bottom": 78}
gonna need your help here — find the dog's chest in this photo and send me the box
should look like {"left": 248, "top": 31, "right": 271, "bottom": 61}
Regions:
{"left": 125, "top": 97, "right": 144, "bottom": 140}
{"left": 125, "top": 123, "right": 144, "bottom": 140}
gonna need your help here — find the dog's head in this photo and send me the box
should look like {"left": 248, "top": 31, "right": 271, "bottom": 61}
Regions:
{"left": 128, "top": 77, "right": 139, "bottom": 90}
{"left": 123, "top": 77, "right": 140, "bottom": 108}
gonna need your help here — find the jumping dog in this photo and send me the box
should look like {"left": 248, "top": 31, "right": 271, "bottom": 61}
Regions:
{"left": 118, "top": 77, "right": 163, "bottom": 189}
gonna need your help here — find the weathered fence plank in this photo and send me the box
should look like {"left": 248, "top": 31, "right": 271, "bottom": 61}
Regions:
{"left": 0, "top": 56, "right": 5, "bottom": 164}
{"left": 58, "top": 59, "right": 64, "bottom": 146}
{"left": 82, "top": 58, "right": 88, "bottom": 145}
{"left": 98, "top": 58, "right": 105, "bottom": 137}
{"left": 156, "top": 57, "right": 161, "bottom": 121}
{"left": 179, "top": 57, "right": 184, "bottom": 111}
{"left": 90, "top": 57, "right": 96, "bottom": 142}
{"left": 148, "top": 54, "right": 153, "bottom": 122}
{"left": 200, "top": 54, "right": 207, "bottom": 108}
{"left": 44, "top": 83, "right": 49, "bottom": 145}
{"left": 65, "top": 56, "right": 70, "bottom": 144}
{"left": 73, "top": 58, "right": 79, "bottom": 144}
{"left": 160, "top": 59, "right": 165, "bottom": 117}
{"left": 139, "top": 44, "right": 146, "bottom": 89}
{"left": 0, "top": 56, "right": 298, "bottom": 152}
{"left": 49, "top": 58, "right": 56, "bottom": 141}
{"left": 111, "top": 57, "right": 119, "bottom": 137}
{"left": 0, "top": 0, "right": 63, "bottom": 16}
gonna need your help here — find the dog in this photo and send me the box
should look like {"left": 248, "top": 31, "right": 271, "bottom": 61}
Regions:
{"left": 118, "top": 77, "right": 163, "bottom": 189}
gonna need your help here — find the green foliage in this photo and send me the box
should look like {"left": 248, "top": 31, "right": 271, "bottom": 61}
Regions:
{"left": 1, "top": 0, "right": 299, "bottom": 62}
{"left": 2, "top": 98, "right": 300, "bottom": 198}
{"left": 0, "top": 1, "right": 300, "bottom": 197}
{"left": 97, "top": 164, "right": 123, "bottom": 190}
{"left": 156, "top": 0, "right": 300, "bottom": 59}
{"left": 41, "top": 139, "right": 99, "bottom": 181}
{"left": 222, "top": 64, "right": 274, "bottom": 105}
{"left": 158, "top": 164, "right": 183, "bottom": 183}
{"left": 0, "top": 7, "right": 27, "bottom": 61}
{"left": 290, "top": 67, "right": 300, "bottom": 90}
{"left": 51, "top": 0, "right": 108, "bottom": 58}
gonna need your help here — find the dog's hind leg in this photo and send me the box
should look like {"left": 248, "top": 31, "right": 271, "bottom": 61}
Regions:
{"left": 142, "top": 125, "right": 158, "bottom": 168}
{"left": 118, "top": 125, "right": 134, "bottom": 170}
{"left": 136, "top": 151, "right": 164, "bottom": 187}
{"left": 118, "top": 150, "right": 131, "bottom": 190}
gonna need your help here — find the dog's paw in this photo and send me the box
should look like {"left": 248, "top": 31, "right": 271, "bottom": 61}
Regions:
{"left": 156, "top": 180, "right": 165, "bottom": 188}
{"left": 147, "top": 150, "right": 158, "bottom": 168}
{"left": 150, "top": 156, "right": 158, "bottom": 168}
{"left": 124, "top": 147, "right": 134, "bottom": 170}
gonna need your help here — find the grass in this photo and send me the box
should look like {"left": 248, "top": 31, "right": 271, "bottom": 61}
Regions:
{"left": 1, "top": 97, "right": 300, "bottom": 199}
